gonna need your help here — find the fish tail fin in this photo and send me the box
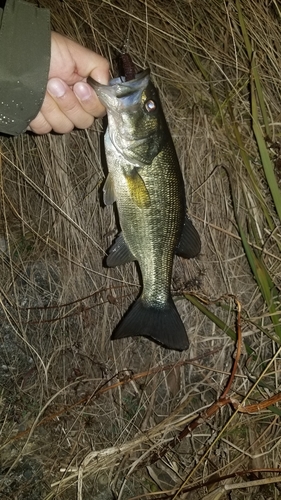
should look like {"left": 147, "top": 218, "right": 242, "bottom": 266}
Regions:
{"left": 111, "top": 296, "right": 189, "bottom": 351}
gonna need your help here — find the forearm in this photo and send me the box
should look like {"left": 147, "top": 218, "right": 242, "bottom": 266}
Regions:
{"left": 0, "top": 0, "right": 50, "bottom": 135}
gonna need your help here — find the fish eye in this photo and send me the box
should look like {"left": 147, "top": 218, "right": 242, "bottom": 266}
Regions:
{"left": 144, "top": 99, "right": 157, "bottom": 112}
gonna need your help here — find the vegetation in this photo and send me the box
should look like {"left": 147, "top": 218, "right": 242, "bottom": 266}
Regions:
{"left": 0, "top": 1, "right": 280, "bottom": 498}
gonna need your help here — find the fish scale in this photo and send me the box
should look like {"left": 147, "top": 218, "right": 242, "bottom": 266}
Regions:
{"left": 88, "top": 67, "right": 201, "bottom": 350}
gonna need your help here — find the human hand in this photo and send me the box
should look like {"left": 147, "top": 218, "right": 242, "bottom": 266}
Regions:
{"left": 29, "top": 32, "right": 109, "bottom": 134}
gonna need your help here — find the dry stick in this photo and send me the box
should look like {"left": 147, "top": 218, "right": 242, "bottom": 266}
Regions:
{"left": 189, "top": 293, "right": 281, "bottom": 414}
{"left": 149, "top": 294, "right": 242, "bottom": 466}
{"left": 171, "top": 346, "right": 281, "bottom": 499}
{"left": 127, "top": 468, "right": 281, "bottom": 500}
{"left": 5, "top": 293, "right": 279, "bottom": 479}
{"left": 166, "top": 295, "right": 281, "bottom": 499}
{"left": 224, "top": 475, "right": 281, "bottom": 490}
{"left": 23, "top": 288, "right": 138, "bottom": 325}
{"left": 231, "top": 391, "right": 281, "bottom": 413}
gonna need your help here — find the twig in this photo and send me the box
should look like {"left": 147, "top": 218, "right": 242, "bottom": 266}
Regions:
{"left": 2, "top": 350, "right": 220, "bottom": 446}
{"left": 127, "top": 468, "right": 281, "bottom": 500}
{"left": 149, "top": 295, "right": 242, "bottom": 466}
{"left": 231, "top": 391, "right": 281, "bottom": 413}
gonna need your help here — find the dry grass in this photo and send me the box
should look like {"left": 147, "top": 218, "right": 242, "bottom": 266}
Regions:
{"left": 0, "top": 0, "right": 281, "bottom": 499}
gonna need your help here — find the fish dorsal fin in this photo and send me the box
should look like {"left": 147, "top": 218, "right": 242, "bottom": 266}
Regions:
{"left": 176, "top": 215, "right": 201, "bottom": 259}
{"left": 124, "top": 168, "right": 151, "bottom": 209}
{"left": 106, "top": 232, "right": 136, "bottom": 267}
{"left": 103, "top": 173, "right": 116, "bottom": 205}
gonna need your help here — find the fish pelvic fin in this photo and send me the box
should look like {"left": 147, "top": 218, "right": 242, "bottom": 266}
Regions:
{"left": 106, "top": 232, "right": 135, "bottom": 267}
{"left": 111, "top": 296, "right": 189, "bottom": 351}
{"left": 103, "top": 173, "right": 116, "bottom": 205}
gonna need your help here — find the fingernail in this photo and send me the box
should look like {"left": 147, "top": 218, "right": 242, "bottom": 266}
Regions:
{"left": 47, "top": 79, "right": 66, "bottom": 98}
{"left": 73, "top": 82, "right": 93, "bottom": 101}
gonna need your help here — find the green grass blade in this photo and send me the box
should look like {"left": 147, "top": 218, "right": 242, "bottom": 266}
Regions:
{"left": 184, "top": 294, "right": 255, "bottom": 355}
{"left": 229, "top": 177, "right": 281, "bottom": 343}
{"left": 236, "top": 0, "right": 270, "bottom": 135}
{"left": 183, "top": 293, "right": 236, "bottom": 341}
{"left": 227, "top": 106, "right": 276, "bottom": 237}
{"left": 191, "top": 52, "right": 223, "bottom": 126}
{"left": 236, "top": 0, "right": 281, "bottom": 220}
{"left": 250, "top": 73, "right": 281, "bottom": 222}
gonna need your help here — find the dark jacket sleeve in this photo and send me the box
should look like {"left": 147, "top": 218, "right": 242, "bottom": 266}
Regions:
{"left": 0, "top": 0, "right": 50, "bottom": 135}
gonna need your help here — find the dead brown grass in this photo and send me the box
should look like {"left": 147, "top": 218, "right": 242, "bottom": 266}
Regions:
{"left": 0, "top": 1, "right": 281, "bottom": 499}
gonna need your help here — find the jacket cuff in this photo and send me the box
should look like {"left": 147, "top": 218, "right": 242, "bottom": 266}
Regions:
{"left": 0, "top": 0, "right": 50, "bottom": 135}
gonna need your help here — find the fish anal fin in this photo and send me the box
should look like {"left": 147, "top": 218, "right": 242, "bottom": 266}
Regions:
{"left": 124, "top": 168, "right": 151, "bottom": 209}
{"left": 106, "top": 232, "right": 135, "bottom": 267}
{"left": 103, "top": 173, "right": 116, "bottom": 205}
{"left": 111, "top": 296, "right": 189, "bottom": 351}
{"left": 176, "top": 215, "right": 201, "bottom": 259}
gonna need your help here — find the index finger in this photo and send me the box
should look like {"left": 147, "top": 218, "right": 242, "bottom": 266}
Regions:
{"left": 67, "top": 38, "right": 110, "bottom": 84}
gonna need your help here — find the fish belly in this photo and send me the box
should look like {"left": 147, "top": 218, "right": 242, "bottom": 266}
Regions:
{"left": 109, "top": 137, "right": 184, "bottom": 303}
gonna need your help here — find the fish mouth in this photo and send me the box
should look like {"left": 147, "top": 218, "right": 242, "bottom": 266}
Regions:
{"left": 108, "top": 68, "right": 150, "bottom": 96}
{"left": 88, "top": 68, "right": 160, "bottom": 166}
{"left": 87, "top": 69, "right": 150, "bottom": 108}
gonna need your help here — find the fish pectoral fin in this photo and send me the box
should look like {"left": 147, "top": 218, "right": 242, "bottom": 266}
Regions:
{"left": 176, "top": 214, "right": 201, "bottom": 259}
{"left": 103, "top": 173, "right": 116, "bottom": 205}
{"left": 124, "top": 168, "right": 151, "bottom": 209}
{"left": 106, "top": 232, "right": 136, "bottom": 267}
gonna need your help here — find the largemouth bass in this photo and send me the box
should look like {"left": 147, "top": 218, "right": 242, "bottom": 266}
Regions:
{"left": 88, "top": 67, "right": 201, "bottom": 351}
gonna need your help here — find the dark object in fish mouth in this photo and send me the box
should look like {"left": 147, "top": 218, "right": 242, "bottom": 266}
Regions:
{"left": 118, "top": 53, "right": 136, "bottom": 81}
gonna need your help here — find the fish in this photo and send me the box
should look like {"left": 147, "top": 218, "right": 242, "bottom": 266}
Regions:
{"left": 87, "top": 65, "right": 201, "bottom": 351}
